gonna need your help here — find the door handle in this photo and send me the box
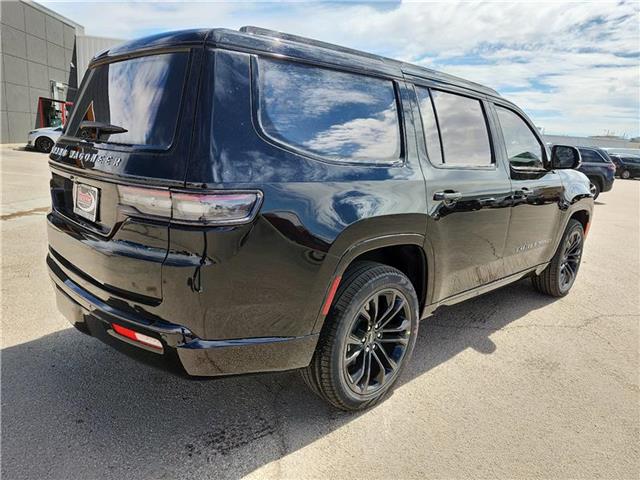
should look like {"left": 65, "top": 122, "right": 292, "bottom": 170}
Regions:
{"left": 515, "top": 188, "right": 534, "bottom": 198}
{"left": 433, "top": 191, "right": 462, "bottom": 202}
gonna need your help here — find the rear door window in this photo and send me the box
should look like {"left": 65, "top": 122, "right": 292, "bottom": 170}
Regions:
{"left": 429, "top": 90, "right": 492, "bottom": 167}
{"left": 67, "top": 52, "right": 189, "bottom": 149}
{"left": 256, "top": 58, "right": 401, "bottom": 163}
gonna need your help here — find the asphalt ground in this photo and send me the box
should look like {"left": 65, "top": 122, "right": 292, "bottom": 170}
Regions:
{"left": 1, "top": 144, "right": 638, "bottom": 479}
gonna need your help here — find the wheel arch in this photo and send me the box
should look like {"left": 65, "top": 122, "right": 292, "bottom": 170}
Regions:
{"left": 348, "top": 243, "right": 428, "bottom": 312}
{"left": 548, "top": 204, "right": 593, "bottom": 265}
{"left": 587, "top": 175, "right": 603, "bottom": 191}
{"left": 569, "top": 209, "right": 590, "bottom": 232}
{"left": 311, "top": 233, "right": 430, "bottom": 334}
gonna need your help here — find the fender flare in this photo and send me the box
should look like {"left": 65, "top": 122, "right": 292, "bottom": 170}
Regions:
{"left": 550, "top": 201, "right": 593, "bottom": 258}
{"left": 310, "top": 233, "right": 428, "bottom": 334}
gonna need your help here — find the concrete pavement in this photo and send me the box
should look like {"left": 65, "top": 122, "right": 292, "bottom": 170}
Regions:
{"left": 1, "top": 144, "right": 638, "bottom": 479}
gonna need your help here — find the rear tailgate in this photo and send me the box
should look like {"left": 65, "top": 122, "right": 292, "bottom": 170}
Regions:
{"left": 48, "top": 164, "right": 170, "bottom": 304}
{"left": 47, "top": 49, "right": 200, "bottom": 304}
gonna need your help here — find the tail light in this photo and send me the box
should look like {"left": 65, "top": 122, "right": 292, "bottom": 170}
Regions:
{"left": 117, "top": 186, "right": 262, "bottom": 225}
{"left": 118, "top": 186, "right": 172, "bottom": 218}
{"left": 606, "top": 162, "right": 616, "bottom": 171}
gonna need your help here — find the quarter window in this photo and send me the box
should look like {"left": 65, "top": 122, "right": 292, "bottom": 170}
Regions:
{"left": 415, "top": 87, "right": 443, "bottom": 164}
{"left": 257, "top": 58, "right": 401, "bottom": 163}
{"left": 430, "top": 90, "right": 492, "bottom": 166}
{"left": 496, "top": 106, "right": 544, "bottom": 169}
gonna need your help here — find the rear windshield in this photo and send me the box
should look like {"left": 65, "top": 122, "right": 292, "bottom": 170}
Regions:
{"left": 66, "top": 52, "right": 189, "bottom": 149}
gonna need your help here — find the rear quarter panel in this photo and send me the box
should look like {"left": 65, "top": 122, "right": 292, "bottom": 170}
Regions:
{"left": 169, "top": 48, "right": 428, "bottom": 340}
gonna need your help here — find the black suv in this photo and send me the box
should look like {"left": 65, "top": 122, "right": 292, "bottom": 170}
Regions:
{"left": 576, "top": 146, "right": 616, "bottom": 199}
{"left": 47, "top": 27, "right": 593, "bottom": 410}
{"left": 610, "top": 153, "right": 640, "bottom": 179}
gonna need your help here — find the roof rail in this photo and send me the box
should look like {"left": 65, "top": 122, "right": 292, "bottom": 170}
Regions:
{"left": 239, "top": 26, "right": 389, "bottom": 64}
{"left": 239, "top": 26, "right": 500, "bottom": 98}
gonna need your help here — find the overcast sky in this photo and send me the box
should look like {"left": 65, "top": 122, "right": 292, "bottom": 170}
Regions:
{"left": 41, "top": 0, "right": 640, "bottom": 138}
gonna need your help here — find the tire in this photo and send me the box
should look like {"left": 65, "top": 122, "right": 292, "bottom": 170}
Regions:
{"left": 621, "top": 170, "right": 631, "bottom": 179}
{"left": 532, "top": 219, "right": 584, "bottom": 297}
{"left": 35, "top": 136, "right": 54, "bottom": 153}
{"left": 589, "top": 180, "right": 600, "bottom": 200}
{"left": 302, "top": 261, "right": 419, "bottom": 411}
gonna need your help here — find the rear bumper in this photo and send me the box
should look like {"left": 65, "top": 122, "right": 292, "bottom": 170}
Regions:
{"left": 48, "top": 253, "right": 318, "bottom": 377}
{"left": 602, "top": 176, "right": 614, "bottom": 192}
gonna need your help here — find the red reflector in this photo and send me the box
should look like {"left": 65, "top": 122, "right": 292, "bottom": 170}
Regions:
{"left": 584, "top": 221, "right": 591, "bottom": 237}
{"left": 321, "top": 276, "right": 342, "bottom": 316}
{"left": 111, "top": 323, "right": 163, "bottom": 350}
{"left": 112, "top": 323, "right": 137, "bottom": 340}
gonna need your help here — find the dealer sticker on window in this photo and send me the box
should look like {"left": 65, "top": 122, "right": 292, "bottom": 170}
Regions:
{"left": 73, "top": 182, "right": 99, "bottom": 222}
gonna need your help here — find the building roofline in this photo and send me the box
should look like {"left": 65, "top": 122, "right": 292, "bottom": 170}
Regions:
{"left": 23, "top": 0, "right": 85, "bottom": 33}
{"left": 76, "top": 34, "right": 123, "bottom": 43}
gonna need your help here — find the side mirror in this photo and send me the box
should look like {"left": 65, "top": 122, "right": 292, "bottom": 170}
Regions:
{"left": 551, "top": 145, "right": 581, "bottom": 170}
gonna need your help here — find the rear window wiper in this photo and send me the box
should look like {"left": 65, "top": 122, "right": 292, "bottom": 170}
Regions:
{"left": 79, "top": 121, "right": 128, "bottom": 136}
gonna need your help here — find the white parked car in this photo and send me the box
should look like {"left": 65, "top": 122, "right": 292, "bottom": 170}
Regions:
{"left": 27, "top": 126, "right": 63, "bottom": 153}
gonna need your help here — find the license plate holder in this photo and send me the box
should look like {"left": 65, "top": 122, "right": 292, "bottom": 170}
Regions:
{"left": 73, "top": 182, "right": 99, "bottom": 222}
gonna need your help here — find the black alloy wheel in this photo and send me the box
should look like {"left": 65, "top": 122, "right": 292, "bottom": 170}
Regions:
{"left": 36, "top": 136, "right": 54, "bottom": 153}
{"left": 343, "top": 289, "right": 411, "bottom": 395}
{"left": 558, "top": 229, "right": 583, "bottom": 292}
{"left": 301, "top": 261, "right": 419, "bottom": 411}
{"left": 532, "top": 219, "right": 585, "bottom": 297}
